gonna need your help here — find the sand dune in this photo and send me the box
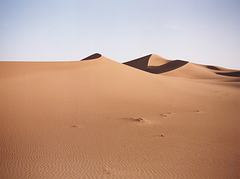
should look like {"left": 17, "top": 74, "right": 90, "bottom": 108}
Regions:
{"left": 124, "top": 54, "right": 240, "bottom": 80}
{"left": 216, "top": 71, "right": 240, "bottom": 77}
{"left": 124, "top": 54, "right": 189, "bottom": 74}
{"left": 123, "top": 54, "right": 176, "bottom": 74}
{"left": 0, "top": 54, "right": 239, "bottom": 178}
{"left": 81, "top": 53, "right": 102, "bottom": 61}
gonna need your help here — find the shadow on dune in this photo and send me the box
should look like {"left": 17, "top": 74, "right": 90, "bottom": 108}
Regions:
{"left": 123, "top": 55, "right": 151, "bottom": 71}
{"left": 123, "top": 54, "right": 188, "bottom": 74}
{"left": 206, "top": 66, "right": 221, "bottom": 71}
{"left": 216, "top": 71, "right": 240, "bottom": 77}
{"left": 81, "top": 53, "right": 102, "bottom": 61}
{"left": 149, "top": 60, "right": 188, "bottom": 74}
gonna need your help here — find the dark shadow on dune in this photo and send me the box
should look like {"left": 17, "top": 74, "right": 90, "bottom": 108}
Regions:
{"left": 123, "top": 55, "right": 188, "bottom": 74}
{"left": 123, "top": 54, "right": 151, "bottom": 71}
{"left": 81, "top": 53, "right": 102, "bottom": 61}
{"left": 206, "top": 65, "right": 221, "bottom": 70}
{"left": 148, "top": 60, "right": 188, "bottom": 74}
{"left": 216, "top": 71, "right": 240, "bottom": 77}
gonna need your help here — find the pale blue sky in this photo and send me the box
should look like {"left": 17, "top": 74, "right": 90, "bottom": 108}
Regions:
{"left": 0, "top": 0, "right": 239, "bottom": 69}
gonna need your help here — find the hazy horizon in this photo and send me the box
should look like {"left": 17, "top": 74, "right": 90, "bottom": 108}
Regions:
{"left": 1, "top": 0, "right": 240, "bottom": 69}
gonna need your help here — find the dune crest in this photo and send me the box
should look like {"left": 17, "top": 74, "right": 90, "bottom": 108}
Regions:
{"left": 81, "top": 53, "right": 102, "bottom": 61}
{"left": 216, "top": 71, "right": 240, "bottom": 77}
{"left": 147, "top": 54, "right": 170, "bottom": 66}
{"left": 123, "top": 54, "right": 188, "bottom": 74}
{"left": 124, "top": 54, "right": 240, "bottom": 80}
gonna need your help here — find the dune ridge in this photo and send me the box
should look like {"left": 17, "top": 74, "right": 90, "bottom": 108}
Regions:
{"left": 124, "top": 54, "right": 240, "bottom": 80}
{"left": 216, "top": 71, "right": 240, "bottom": 77}
{"left": 123, "top": 54, "right": 188, "bottom": 74}
{"left": 81, "top": 53, "right": 102, "bottom": 61}
{"left": 0, "top": 53, "right": 239, "bottom": 178}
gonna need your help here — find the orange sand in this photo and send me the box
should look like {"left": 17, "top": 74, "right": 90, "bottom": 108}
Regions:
{"left": 0, "top": 54, "right": 239, "bottom": 178}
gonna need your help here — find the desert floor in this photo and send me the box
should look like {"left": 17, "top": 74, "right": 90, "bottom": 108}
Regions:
{"left": 0, "top": 54, "right": 239, "bottom": 178}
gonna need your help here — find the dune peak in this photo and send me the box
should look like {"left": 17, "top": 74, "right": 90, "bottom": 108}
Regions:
{"left": 123, "top": 54, "right": 189, "bottom": 74}
{"left": 81, "top": 53, "right": 102, "bottom": 61}
{"left": 148, "top": 54, "right": 170, "bottom": 66}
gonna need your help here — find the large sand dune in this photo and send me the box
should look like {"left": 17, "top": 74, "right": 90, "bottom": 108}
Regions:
{"left": 124, "top": 54, "right": 240, "bottom": 80}
{"left": 0, "top": 54, "right": 239, "bottom": 178}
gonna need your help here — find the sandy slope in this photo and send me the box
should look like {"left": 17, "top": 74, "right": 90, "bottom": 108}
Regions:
{"left": 124, "top": 54, "right": 240, "bottom": 80}
{"left": 0, "top": 54, "right": 240, "bottom": 178}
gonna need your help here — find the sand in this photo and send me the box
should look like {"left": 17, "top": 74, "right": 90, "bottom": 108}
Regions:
{"left": 0, "top": 53, "right": 239, "bottom": 178}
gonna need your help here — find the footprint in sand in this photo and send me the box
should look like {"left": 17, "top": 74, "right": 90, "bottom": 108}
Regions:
{"left": 71, "top": 124, "right": 85, "bottom": 128}
{"left": 160, "top": 112, "right": 174, "bottom": 118}
{"left": 126, "top": 117, "right": 149, "bottom": 123}
{"left": 103, "top": 167, "right": 111, "bottom": 175}
{"left": 160, "top": 114, "right": 167, "bottom": 117}
{"left": 135, "top": 118, "right": 148, "bottom": 123}
{"left": 153, "top": 134, "right": 165, "bottom": 137}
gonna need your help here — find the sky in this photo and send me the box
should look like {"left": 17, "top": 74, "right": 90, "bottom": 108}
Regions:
{"left": 0, "top": 0, "right": 240, "bottom": 69}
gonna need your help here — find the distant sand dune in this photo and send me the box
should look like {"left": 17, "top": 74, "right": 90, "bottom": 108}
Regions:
{"left": 81, "top": 53, "right": 102, "bottom": 61}
{"left": 216, "top": 71, "right": 240, "bottom": 77}
{"left": 206, "top": 65, "right": 222, "bottom": 71}
{"left": 123, "top": 54, "right": 186, "bottom": 74}
{"left": 124, "top": 54, "right": 189, "bottom": 74}
{"left": 124, "top": 55, "right": 240, "bottom": 81}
